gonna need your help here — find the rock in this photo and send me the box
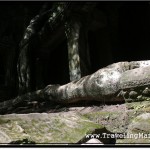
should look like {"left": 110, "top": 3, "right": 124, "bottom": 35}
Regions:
{"left": 117, "top": 113, "right": 150, "bottom": 144}
{"left": 81, "top": 138, "right": 104, "bottom": 145}
{"left": 76, "top": 102, "right": 150, "bottom": 144}
{"left": 86, "top": 138, "right": 102, "bottom": 143}
{"left": 1, "top": 100, "right": 150, "bottom": 144}
{"left": 127, "top": 113, "right": 150, "bottom": 133}
{"left": 142, "top": 87, "right": 150, "bottom": 96}
{"left": 129, "top": 91, "right": 138, "bottom": 99}
{"left": 0, "top": 112, "right": 104, "bottom": 144}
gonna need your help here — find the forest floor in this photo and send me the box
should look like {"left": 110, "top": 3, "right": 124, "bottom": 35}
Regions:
{"left": 2, "top": 99, "right": 150, "bottom": 144}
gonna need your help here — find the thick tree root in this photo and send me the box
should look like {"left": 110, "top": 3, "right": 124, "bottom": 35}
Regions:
{"left": 1, "top": 60, "right": 150, "bottom": 114}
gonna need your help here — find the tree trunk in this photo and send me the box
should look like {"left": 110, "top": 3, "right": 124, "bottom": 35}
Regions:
{"left": 65, "top": 13, "right": 91, "bottom": 81}
{"left": 17, "top": 9, "right": 51, "bottom": 95}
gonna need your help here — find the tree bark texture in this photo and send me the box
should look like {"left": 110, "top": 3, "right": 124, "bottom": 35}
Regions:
{"left": 65, "top": 14, "right": 91, "bottom": 81}
{"left": 2, "top": 60, "right": 150, "bottom": 114}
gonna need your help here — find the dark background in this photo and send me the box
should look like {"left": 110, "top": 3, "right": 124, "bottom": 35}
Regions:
{"left": 0, "top": 1, "right": 150, "bottom": 100}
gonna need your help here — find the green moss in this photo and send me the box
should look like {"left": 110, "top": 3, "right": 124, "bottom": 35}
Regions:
{"left": 82, "top": 110, "right": 127, "bottom": 133}
{"left": 0, "top": 118, "right": 11, "bottom": 124}
{"left": 142, "top": 106, "right": 150, "bottom": 113}
{"left": 83, "top": 111, "right": 112, "bottom": 120}
{"left": 82, "top": 111, "right": 122, "bottom": 124}
{"left": 0, "top": 113, "right": 105, "bottom": 144}
{"left": 5, "top": 108, "right": 150, "bottom": 144}
{"left": 45, "top": 115, "right": 103, "bottom": 143}
{"left": 126, "top": 101, "right": 150, "bottom": 112}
